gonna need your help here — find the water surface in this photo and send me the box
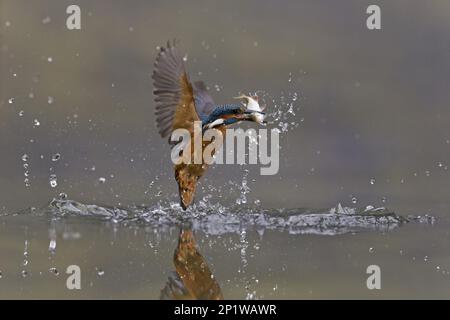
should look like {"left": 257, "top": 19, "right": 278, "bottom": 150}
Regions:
{"left": 1, "top": 199, "right": 447, "bottom": 299}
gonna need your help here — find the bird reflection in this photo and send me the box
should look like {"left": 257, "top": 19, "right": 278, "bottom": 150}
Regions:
{"left": 160, "top": 227, "right": 223, "bottom": 300}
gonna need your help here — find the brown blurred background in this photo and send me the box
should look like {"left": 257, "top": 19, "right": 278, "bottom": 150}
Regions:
{"left": 1, "top": 0, "right": 450, "bottom": 216}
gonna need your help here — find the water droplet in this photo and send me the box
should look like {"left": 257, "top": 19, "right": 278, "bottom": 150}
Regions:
{"left": 23, "top": 240, "right": 28, "bottom": 257}
{"left": 246, "top": 291, "right": 256, "bottom": 300}
{"left": 49, "top": 174, "right": 57, "bottom": 188}
{"left": 424, "top": 255, "right": 428, "bottom": 262}
{"left": 98, "top": 177, "right": 106, "bottom": 184}
{"left": 8, "top": 97, "right": 14, "bottom": 104}
{"left": 0, "top": 271, "right": 2, "bottom": 279}
{"left": 47, "top": 57, "right": 53, "bottom": 63}
{"left": 48, "top": 239, "right": 56, "bottom": 253}
{"left": 21, "top": 270, "right": 28, "bottom": 278}
{"left": 351, "top": 196, "right": 357, "bottom": 204}
{"left": 49, "top": 267, "right": 59, "bottom": 276}
{"left": 370, "top": 178, "right": 375, "bottom": 185}
{"left": 58, "top": 192, "right": 67, "bottom": 200}
{"left": 51, "top": 153, "right": 61, "bottom": 162}
{"left": 18, "top": 110, "right": 24, "bottom": 117}
{"left": 47, "top": 96, "right": 54, "bottom": 104}
{"left": 96, "top": 268, "right": 105, "bottom": 276}
{"left": 33, "top": 119, "right": 40, "bottom": 127}
{"left": 369, "top": 247, "right": 375, "bottom": 253}
{"left": 22, "top": 154, "right": 29, "bottom": 162}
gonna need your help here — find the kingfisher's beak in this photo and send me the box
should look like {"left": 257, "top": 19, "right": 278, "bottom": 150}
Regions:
{"left": 244, "top": 111, "right": 266, "bottom": 115}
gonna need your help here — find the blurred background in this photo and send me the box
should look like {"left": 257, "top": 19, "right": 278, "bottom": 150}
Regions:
{"left": 1, "top": 0, "right": 450, "bottom": 217}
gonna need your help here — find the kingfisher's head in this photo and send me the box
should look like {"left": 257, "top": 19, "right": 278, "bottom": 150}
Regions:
{"left": 234, "top": 94, "right": 266, "bottom": 124}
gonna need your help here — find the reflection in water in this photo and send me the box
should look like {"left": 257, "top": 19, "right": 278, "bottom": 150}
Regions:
{"left": 161, "top": 227, "right": 223, "bottom": 300}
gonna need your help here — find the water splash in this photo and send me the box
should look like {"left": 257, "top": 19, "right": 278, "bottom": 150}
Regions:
{"left": 235, "top": 169, "right": 250, "bottom": 205}
{"left": 13, "top": 198, "right": 433, "bottom": 237}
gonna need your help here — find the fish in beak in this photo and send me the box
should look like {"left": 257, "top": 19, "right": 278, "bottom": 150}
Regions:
{"left": 234, "top": 94, "right": 267, "bottom": 124}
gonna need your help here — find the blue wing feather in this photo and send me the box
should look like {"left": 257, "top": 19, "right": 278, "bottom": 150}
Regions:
{"left": 193, "top": 81, "right": 215, "bottom": 120}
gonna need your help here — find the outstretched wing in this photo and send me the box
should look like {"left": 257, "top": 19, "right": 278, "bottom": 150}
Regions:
{"left": 193, "top": 81, "right": 215, "bottom": 119}
{"left": 152, "top": 41, "right": 215, "bottom": 138}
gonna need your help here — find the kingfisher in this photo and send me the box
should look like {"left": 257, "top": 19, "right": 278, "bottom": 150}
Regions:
{"left": 152, "top": 40, "right": 265, "bottom": 210}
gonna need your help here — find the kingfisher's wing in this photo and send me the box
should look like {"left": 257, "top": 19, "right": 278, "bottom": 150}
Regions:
{"left": 193, "top": 81, "right": 215, "bottom": 118}
{"left": 152, "top": 41, "right": 214, "bottom": 138}
{"left": 152, "top": 41, "right": 197, "bottom": 138}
